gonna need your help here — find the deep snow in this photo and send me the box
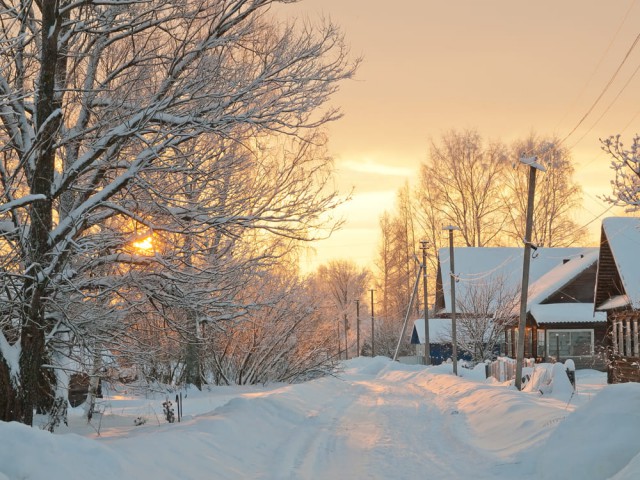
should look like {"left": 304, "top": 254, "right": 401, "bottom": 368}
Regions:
{"left": 2, "top": 357, "right": 640, "bottom": 480}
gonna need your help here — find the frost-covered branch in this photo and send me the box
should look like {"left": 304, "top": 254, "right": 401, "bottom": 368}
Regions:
{"left": 601, "top": 134, "right": 640, "bottom": 211}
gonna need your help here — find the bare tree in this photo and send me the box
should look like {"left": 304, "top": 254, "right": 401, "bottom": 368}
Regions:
{"left": 601, "top": 134, "right": 640, "bottom": 211}
{"left": 451, "top": 275, "right": 519, "bottom": 364}
{"left": 417, "top": 129, "right": 509, "bottom": 248}
{"left": 202, "top": 268, "right": 340, "bottom": 386}
{"left": 313, "top": 260, "right": 370, "bottom": 359}
{"left": 503, "top": 134, "right": 585, "bottom": 247}
{"left": 375, "top": 185, "right": 419, "bottom": 324}
{"left": 0, "top": 0, "right": 357, "bottom": 426}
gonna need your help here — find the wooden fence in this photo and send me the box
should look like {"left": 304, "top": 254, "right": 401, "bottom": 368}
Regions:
{"left": 486, "top": 357, "right": 535, "bottom": 382}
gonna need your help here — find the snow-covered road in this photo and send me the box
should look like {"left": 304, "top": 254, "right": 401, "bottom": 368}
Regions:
{"left": 4, "top": 357, "right": 640, "bottom": 480}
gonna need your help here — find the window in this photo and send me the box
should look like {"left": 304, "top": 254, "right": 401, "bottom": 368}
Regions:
{"left": 537, "top": 329, "right": 545, "bottom": 358}
{"left": 546, "top": 329, "right": 593, "bottom": 359}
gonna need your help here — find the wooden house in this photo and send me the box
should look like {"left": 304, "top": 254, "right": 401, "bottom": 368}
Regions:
{"left": 594, "top": 217, "right": 640, "bottom": 383}
{"left": 435, "top": 246, "right": 606, "bottom": 368}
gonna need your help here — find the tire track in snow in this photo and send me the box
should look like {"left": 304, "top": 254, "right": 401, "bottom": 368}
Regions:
{"left": 266, "top": 369, "right": 513, "bottom": 479}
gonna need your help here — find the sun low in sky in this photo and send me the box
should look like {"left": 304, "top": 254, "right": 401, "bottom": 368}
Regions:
{"left": 279, "top": 0, "right": 640, "bottom": 272}
{"left": 131, "top": 235, "right": 154, "bottom": 254}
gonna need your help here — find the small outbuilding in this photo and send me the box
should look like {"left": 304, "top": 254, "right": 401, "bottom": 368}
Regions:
{"left": 410, "top": 318, "right": 471, "bottom": 365}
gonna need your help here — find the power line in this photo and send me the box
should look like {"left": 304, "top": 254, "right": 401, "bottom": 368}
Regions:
{"left": 570, "top": 59, "right": 640, "bottom": 149}
{"left": 554, "top": 0, "right": 638, "bottom": 132}
{"left": 580, "top": 204, "right": 617, "bottom": 230}
{"left": 560, "top": 30, "right": 640, "bottom": 146}
{"left": 621, "top": 105, "right": 640, "bottom": 133}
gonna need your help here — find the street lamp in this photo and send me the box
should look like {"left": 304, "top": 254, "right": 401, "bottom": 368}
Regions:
{"left": 515, "top": 155, "right": 546, "bottom": 391}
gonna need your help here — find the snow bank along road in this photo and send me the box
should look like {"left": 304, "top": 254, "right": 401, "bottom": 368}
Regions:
{"left": 3, "top": 357, "right": 637, "bottom": 480}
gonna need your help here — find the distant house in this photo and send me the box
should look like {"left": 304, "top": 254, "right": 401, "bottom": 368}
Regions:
{"left": 409, "top": 318, "right": 472, "bottom": 365}
{"left": 434, "top": 246, "right": 606, "bottom": 368}
{"left": 594, "top": 217, "right": 640, "bottom": 383}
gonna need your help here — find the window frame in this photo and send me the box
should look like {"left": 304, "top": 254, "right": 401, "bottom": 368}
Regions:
{"left": 546, "top": 328, "right": 594, "bottom": 358}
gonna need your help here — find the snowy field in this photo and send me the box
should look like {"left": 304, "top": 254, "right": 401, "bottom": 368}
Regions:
{"left": 2, "top": 357, "right": 640, "bottom": 480}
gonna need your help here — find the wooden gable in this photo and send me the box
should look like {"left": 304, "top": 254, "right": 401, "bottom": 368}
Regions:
{"left": 543, "top": 262, "right": 598, "bottom": 304}
{"left": 594, "top": 225, "right": 626, "bottom": 309}
{"left": 434, "top": 258, "right": 445, "bottom": 313}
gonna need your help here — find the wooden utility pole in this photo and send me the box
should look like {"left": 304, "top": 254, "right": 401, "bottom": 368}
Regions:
{"left": 370, "top": 289, "right": 375, "bottom": 357}
{"left": 515, "top": 156, "right": 546, "bottom": 390}
{"left": 393, "top": 263, "right": 423, "bottom": 362}
{"left": 355, "top": 299, "right": 360, "bottom": 357}
{"left": 443, "top": 226, "right": 460, "bottom": 376}
{"left": 343, "top": 313, "right": 349, "bottom": 360}
{"left": 420, "top": 240, "right": 431, "bottom": 365}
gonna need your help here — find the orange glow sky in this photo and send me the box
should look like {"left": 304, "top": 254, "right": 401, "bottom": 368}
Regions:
{"left": 278, "top": 1, "right": 640, "bottom": 272}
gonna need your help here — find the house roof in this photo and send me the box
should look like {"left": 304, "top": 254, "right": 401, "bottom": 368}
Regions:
{"left": 598, "top": 295, "right": 631, "bottom": 311}
{"left": 530, "top": 303, "right": 605, "bottom": 325}
{"left": 526, "top": 249, "right": 598, "bottom": 307}
{"left": 437, "top": 247, "right": 597, "bottom": 315}
{"left": 411, "top": 318, "right": 453, "bottom": 344}
{"left": 596, "top": 217, "right": 640, "bottom": 310}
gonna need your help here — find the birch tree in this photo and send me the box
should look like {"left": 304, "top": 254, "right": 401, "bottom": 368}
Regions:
{"left": 375, "top": 185, "right": 419, "bottom": 323}
{"left": 417, "top": 129, "right": 509, "bottom": 248}
{"left": 503, "top": 134, "right": 585, "bottom": 247}
{"left": 0, "top": 0, "right": 356, "bottom": 426}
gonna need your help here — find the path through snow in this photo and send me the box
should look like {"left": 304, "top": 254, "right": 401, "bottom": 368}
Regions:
{"left": 3, "top": 357, "right": 639, "bottom": 480}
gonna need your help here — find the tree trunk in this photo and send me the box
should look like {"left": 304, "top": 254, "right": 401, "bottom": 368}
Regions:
{"left": 0, "top": 355, "right": 20, "bottom": 422}
{"left": 10, "top": 0, "right": 63, "bottom": 425}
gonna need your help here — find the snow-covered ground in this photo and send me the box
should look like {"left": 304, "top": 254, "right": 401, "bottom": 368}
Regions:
{"left": 2, "top": 357, "right": 640, "bottom": 480}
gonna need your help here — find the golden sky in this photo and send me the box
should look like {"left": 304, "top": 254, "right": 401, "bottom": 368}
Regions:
{"left": 278, "top": 1, "right": 640, "bottom": 272}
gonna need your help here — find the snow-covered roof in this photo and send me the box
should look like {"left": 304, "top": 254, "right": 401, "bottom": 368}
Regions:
{"left": 601, "top": 217, "right": 640, "bottom": 308}
{"left": 530, "top": 303, "right": 606, "bottom": 325}
{"left": 598, "top": 295, "right": 631, "bottom": 311}
{"left": 526, "top": 249, "right": 598, "bottom": 307}
{"left": 437, "top": 247, "right": 596, "bottom": 314}
{"left": 411, "top": 318, "right": 452, "bottom": 344}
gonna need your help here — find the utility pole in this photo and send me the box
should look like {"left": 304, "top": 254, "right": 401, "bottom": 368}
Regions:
{"left": 355, "top": 299, "right": 360, "bottom": 357}
{"left": 370, "top": 289, "right": 375, "bottom": 357}
{"left": 515, "top": 156, "right": 546, "bottom": 391}
{"left": 420, "top": 240, "right": 431, "bottom": 365}
{"left": 443, "top": 226, "right": 460, "bottom": 376}
{"left": 336, "top": 317, "right": 342, "bottom": 360}
{"left": 343, "top": 312, "right": 349, "bottom": 360}
{"left": 393, "top": 259, "right": 423, "bottom": 362}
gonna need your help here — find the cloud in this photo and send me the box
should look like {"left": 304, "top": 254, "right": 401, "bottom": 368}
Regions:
{"left": 340, "top": 159, "right": 414, "bottom": 177}
{"left": 332, "top": 156, "right": 415, "bottom": 195}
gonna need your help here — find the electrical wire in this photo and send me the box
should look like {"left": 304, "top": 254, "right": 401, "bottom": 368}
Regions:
{"left": 560, "top": 30, "right": 640, "bottom": 146}
{"left": 554, "top": 0, "right": 638, "bottom": 132}
{"left": 570, "top": 60, "right": 640, "bottom": 150}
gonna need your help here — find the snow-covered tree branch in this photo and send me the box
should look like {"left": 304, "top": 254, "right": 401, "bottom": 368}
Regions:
{"left": 0, "top": 0, "right": 357, "bottom": 426}
{"left": 601, "top": 134, "right": 640, "bottom": 211}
